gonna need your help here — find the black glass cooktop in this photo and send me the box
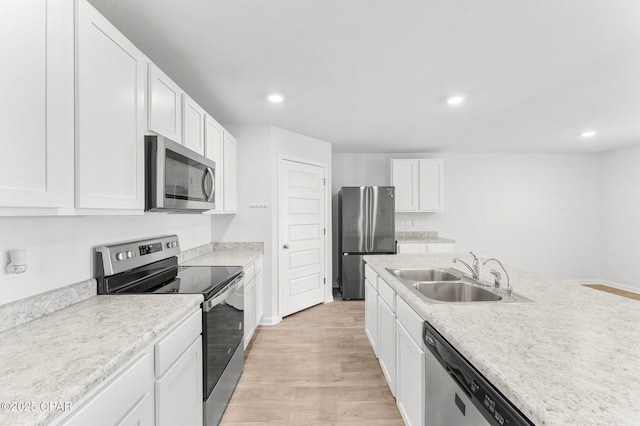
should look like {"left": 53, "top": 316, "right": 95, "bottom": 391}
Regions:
{"left": 102, "top": 257, "right": 243, "bottom": 300}
{"left": 151, "top": 265, "right": 243, "bottom": 298}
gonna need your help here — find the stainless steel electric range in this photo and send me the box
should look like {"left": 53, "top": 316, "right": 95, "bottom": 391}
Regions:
{"left": 95, "top": 235, "right": 244, "bottom": 426}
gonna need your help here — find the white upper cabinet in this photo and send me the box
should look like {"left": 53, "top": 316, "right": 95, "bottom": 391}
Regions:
{"left": 223, "top": 131, "right": 238, "bottom": 213}
{"left": 0, "top": 0, "right": 74, "bottom": 211}
{"left": 148, "top": 63, "right": 183, "bottom": 143}
{"left": 391, "top": 159, "right": 419, "bottom": 211}
{"left": 204, "top": 116, "right": 224, "bottom": 212}
{"left": 182, "top": 94, "right": 205, "bottom": 155}
{"left": 391, "top": 159, "right": 444, "bottom": 212}
{"left": 76, "top": 0, "right": 147, "bottom": 210}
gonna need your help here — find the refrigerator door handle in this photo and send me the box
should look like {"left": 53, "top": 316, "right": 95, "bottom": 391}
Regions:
{"left": 366, "top": 186, "right": 373, "bottom": 252}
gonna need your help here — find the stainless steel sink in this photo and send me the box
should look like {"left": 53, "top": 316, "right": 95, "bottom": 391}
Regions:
{"left": 386, "top": 268, "right": 462, "bottom": 282}
{"left": 414, "top": 282, "right": 503, "bottom": 302}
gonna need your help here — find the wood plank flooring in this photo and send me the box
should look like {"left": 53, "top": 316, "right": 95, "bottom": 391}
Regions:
{"left": 582, "top": 284, "right": 640, "bottom": 301}
{"left": 220, "top": 301, "right": 403, "bottom": 425}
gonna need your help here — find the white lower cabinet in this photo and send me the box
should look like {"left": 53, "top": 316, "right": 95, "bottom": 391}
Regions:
{"left": 378, "top": 294, "right": 396, "bottom": 396}
{"left": 59, "top": 308, "right": 202, "bottom": 426}
{"left": 364, "top": 278, "right": 379, "bottom": 356}
{"left": 255, "top": 257, "right": 264, "bottom": 325}
{"left": 244, "top": 275, "right": 256, "bottom": 348}
{"left": 396, "top": 319, "right": 425, "bottom": 426}
{"left": 155, "top": 337, "right": 203, "bottom": 426}
{"left": 117, "top": 392, "right": 155, "bottom": 426}
{"left": 61, "top": 349, "right": 155, "bottom": 426}
{"left": 243, "top": 256, "right": 264, "bottom": 348}
{"left": 365, "top": 262, "right": 429, "bottom": 426}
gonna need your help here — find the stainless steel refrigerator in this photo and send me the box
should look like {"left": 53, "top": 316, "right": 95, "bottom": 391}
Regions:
{"left": 338, "top": 186, "right": 396, "bottom": 300}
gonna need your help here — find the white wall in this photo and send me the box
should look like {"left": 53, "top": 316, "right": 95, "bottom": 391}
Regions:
{"left": 0, "top": 214, "right": 212, "bottom": 304}
{"left": 214, "top": 125, "right": 332, "bottom": 323}
{"left": 601, "top": 143, "right": 640, "bottom": 292}
{"left": 333, "top": 152, "right": 602, "bottom": 282}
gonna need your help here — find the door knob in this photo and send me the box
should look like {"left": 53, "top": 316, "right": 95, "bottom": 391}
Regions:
{"left": 283, "top": 244, "right": 290, "bottom": 249}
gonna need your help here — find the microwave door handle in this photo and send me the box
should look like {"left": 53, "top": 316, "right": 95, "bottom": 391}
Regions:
{"left": 202, "top": 167, "right": 214, "bottom": 202}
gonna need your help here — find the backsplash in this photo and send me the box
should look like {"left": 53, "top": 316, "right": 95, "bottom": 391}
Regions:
{"left": 0, "top": 279, "right": 96, "bottom": 333}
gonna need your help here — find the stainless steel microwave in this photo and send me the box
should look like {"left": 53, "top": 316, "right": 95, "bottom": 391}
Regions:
{"left": 145, "top": 135, "right": 215, "bottom": 213}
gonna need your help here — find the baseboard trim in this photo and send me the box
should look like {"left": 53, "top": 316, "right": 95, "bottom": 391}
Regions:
{"left": 258, "top": 315, "right": 281, "bottom": 326}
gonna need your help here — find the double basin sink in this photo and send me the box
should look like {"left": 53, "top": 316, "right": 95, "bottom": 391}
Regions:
{"left": 386, "top": 268, "right": 526, "bottom": 304}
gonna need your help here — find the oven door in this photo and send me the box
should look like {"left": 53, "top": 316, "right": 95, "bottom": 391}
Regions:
{"left": 202, "top": 275, "right": 244, "bottom": 426}
{"left": 146, "top": 135, "right": 215, "bottom": 212}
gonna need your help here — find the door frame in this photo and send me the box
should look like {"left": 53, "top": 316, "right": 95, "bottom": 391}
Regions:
{"left": 277, "top": 156, "right": 332, "bottom": 320}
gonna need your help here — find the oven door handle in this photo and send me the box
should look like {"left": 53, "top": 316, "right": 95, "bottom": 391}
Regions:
{"left": 203, "top": 274, "right": 244, "bottom": 312}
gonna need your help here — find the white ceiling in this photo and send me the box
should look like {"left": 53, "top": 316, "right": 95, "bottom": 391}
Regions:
{"left": 89, "top": 0, "right": 640, "bottom": 153}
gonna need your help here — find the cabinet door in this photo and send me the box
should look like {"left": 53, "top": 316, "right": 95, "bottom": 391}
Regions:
{"left": 391, "top": 160, "right": 418, "bottom": 211}
{"left": 418, "top": 159, "right": 444, "bottom": 211}
{"left": 63, "top": 350, "right": 154, "bottom": 426}
{"left": 204, "top": 116, "right": 224, "bottom": 212}
{"left": 255, "top": 266, "right": 264, "bottom": 325}
{"left": 244, "top": 277, "right": 255, "bottom": 348}
{"left": 397, "top": 243, "right": 427, "bottom": 255}
{"left": 365, "top": 279, "right": 379, "bottom": 357}
{"left": 223, "top": 131, "right": 238, "bottom": 212}
{"left": 148, "top": 63, "right": 182, "bottom": 142}
{"left": 378, "top": 298, "right": 396, "bottom": 395}
{"left": 155, "top": 337, "right": 203, "bottom": 426}
{"left": 0, "top": 0, "right": 73, "bottom": 209}
{"left": 117, "top": 392, "right": 154, "bottom": 426}
{"left": 76, "top": 0, "right": 146, "bottom": 210}
{"left": 182, "top": 94, "right": 205, "bottom": 155}
{"left": 396, "top": 322, "right": 425, "bottom": 426}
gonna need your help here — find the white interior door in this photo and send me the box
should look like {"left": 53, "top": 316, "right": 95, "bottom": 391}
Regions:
{"left": 280, "top": 159, "right": 326, "bottom": 317}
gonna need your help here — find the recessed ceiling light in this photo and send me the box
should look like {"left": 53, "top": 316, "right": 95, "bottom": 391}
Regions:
{"left": 268, "top": 93, "right": 284, "bottom": 103}
{"left": 580, "top": 130, "right": 597, "bottom": 138}
{"left": 446, "top": 95, "right": 467, "bottom": 105}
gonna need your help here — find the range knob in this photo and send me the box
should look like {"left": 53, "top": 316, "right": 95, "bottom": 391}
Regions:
{"left": 115, "top": 252, "right": 126, "bottom": 261}
{"left": 126, "top": 250, "right": 134, "bottom": 259}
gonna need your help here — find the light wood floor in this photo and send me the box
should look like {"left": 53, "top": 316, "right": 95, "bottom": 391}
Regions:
{"left": 220, "top": 301, "right": 403, "bottom": 425}
{"left": 582, "top": 284, "right": 640, "bottom": 301}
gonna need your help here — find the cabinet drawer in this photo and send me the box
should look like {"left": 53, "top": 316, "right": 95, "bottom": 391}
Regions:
{"left": 364, "top": 264, "right": 377, "bottom": 284}
{"left": 378, "top": 278, "right": 396, "bottom": 313}
{"left": 397, "top": 296, "right": 424, "bottom": 346}
{"left": 254, "top": 256, "right": 264, "bottom": 273}
{"left": 426, "top": 243, "right": 454, "bottom": 254}
{"left": 244, "top": 263, "right": 255, "bottom": 281}
{"left": 63, "top": 349, "right": 154, "bottom": 426}
{"left": 397, "top": 243, "right": 427, "bottom": 255}
{"left": 365, "top": 276, "right": 377, "bottom": 293}
{"left": 155, "top": 308, "right": 201, "bottom": 377}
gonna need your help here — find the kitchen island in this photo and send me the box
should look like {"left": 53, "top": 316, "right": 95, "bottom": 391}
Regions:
{"left": 364, "top": 254, "right": 640, "bottom": 426}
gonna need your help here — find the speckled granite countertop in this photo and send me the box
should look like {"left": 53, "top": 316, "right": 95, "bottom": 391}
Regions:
{"left": 182, "top": 249, "right": 263, "bottom": 269}
{"left": 395, "top": 231, "right": 455, "bottom": 244}
{"left": 0, "top": 294, "right": 202, "bottom": 426}
{"left": 364, "top": 254, "right": 640, "bottom": 426}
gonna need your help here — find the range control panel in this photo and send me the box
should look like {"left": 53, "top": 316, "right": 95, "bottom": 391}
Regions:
{"left": 97, "top": 235, "right": 181, "bottom": 276}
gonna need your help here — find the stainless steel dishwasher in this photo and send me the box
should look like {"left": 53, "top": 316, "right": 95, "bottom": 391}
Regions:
{"left": 423, "top": 322, "right": 533, "bottom": 426}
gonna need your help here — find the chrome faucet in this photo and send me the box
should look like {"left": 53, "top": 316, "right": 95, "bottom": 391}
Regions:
{"left": 453, "top": 251, "right": 480, "bottom": 279}
{"left": 483, "top": 258, "right": 512, "bottom": 296}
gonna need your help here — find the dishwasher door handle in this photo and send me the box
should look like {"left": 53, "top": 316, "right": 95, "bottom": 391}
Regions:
{"left": 445, "top": 365, "right": 472, "bottom": 397}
